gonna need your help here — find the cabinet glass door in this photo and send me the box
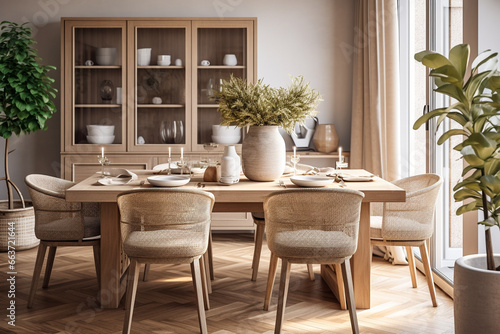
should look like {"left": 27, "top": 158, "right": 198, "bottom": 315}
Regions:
{"left": 192, "top": 21, "right": 255, "bottom": 152}
{"left": 64, "top": 21, "right": 127, "bottom": 152}
{"left": 128, "top": 21, "right": 191, "bottom": 152}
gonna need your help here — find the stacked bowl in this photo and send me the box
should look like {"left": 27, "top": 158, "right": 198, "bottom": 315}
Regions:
{"left": 95, "top": 48, "right": 117, "bottom": 66}
{"left": 212, "top": 125, "right": 241, "bottom": 144}
{"left": 87, "top": 125, "right": 115, "bottom": 144}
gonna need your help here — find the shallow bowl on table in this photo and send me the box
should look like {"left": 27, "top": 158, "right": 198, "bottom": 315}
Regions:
{"left": 147, "top": 175, "right": 191, "bottom": 187}
{"left": 290, "top": 175, "right": 334, "bottom": 187}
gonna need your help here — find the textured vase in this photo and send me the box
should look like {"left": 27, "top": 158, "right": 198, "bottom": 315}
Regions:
{"left": 242, "top": 126, "right": 286, "bottom": 181}
{"left": 312, "top": 124, "right": 339, "bottom": 153}
{"left": 454, "top": 254, "right": 500, "bottom": 334}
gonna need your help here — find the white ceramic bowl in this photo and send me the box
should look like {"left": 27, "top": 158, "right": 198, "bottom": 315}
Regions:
{"left": 211, "top": 135, "right": 241, "bottom": 145}
{"left": 95, "top": 48, "right": 117, "bottom": 66}
{"left": 212, "top": 125, "right": 241, "bottom": 137}
{"left": 87, "top": 135, "right": 115, "bottom": 144}
{"left": 147, "top": 175, "right": 191, "bottom": 187}
{"left": 87, "top": 125, "right": 115, "bottom": 136}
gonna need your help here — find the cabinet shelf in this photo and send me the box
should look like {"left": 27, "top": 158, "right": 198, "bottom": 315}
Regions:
{"left": 198, "top": 104, "right": 219, "bottom": 108}
{"left": 75, "top": 104, "right": 121, "bottom": 108}
{"left": 137, "top": 65, "right": 184, "bottom": 69}
{"left": 75, "top": 65, "right": 122, "bottom": 69}
{"left": 137, "top": 104, "right": 185, "bottom": 108}
{"left": 197, "top": 65, "right": 246, "bottom": 69}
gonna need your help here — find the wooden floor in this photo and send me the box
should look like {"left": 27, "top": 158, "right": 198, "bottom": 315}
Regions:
{"left": 0, "top": 234, "right": 454, "bottom": 334}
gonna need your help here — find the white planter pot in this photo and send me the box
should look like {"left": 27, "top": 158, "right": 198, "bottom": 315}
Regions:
{"left": 242, "top": 126, "right": 286, "bottom": 181}
{"left": 454, "top": 254, "right": 500, "bottom": 334}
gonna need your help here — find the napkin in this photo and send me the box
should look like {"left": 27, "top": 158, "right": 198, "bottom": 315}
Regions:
{"left": 283, "top": 163, "right": 336, "bottom": 176}
{"left": 97, "top": 168, "right": 138, "bottom": 185}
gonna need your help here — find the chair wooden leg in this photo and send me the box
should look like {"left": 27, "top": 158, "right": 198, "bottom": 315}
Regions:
{"left": 42, "top": 246, "right": 57, "bottom": 288}
{"left": 406, "top": 246, "right": 417, "bottom": 288}
{"left": 341, "top": 259, "right": 359, "bottom": 334}
{"left": 208, "top": 232, "right": 214, "bottom": 280}
{"left": 191, "top": 258, "right": 208, "bottom": 334}
{"left": 27, "top": 243, "right": 48, "bottom": 309}
{"left": 123, "top": 259, "right": 140, "bottom": 334}
{"left": 419, "top": 242, "right": 438, "bottom": 307}
{"left": 264, "top": 252, "right": 279, "bottom": 311}
{"left": 251, "top": 222, "right": 265, "bottom": 281}
{"left": 307, "top": 264, "right": 315, "bottom": 281}
{"left": 275, "top": 258, "right": 291, "bottom": 334}
{"left": 93, "top": 243, "right": 101, "bottom": 289}
{"left": 142, "top": 264, "right": 150, "bottom": 282}
{"left": 199, "top": 256, "right": 210, "bottom": 310}
{"left": 203, "top": 251, "right": 212, "bottom": 294}
{"left": 334, "top": 263, "right": 347, "bottom": 310}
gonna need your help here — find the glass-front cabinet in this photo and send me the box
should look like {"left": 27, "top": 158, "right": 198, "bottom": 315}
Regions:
{"left": 63, "top": 20, "right": 127, "bottom": 153}
{"left": 192, "top": 21, "right": 255, "bottom": 152}
{"left": 61, "top": 18, "right": 256, "bottom": 186}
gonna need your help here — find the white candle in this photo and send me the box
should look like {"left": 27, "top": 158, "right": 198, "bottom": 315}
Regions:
{"left": 339, "top": 147, "right": 343, "bottom": 163}
{"left": 293, "top": 146, "right": 296, "bottom": 156}
{"left": 101, "top": 147, "right": 104, "bottom": 158}
{"left": 168, "top": 147, "right": 171, "bottom": 158}
{"left": 181, "top": 147, "right": 184, "bottom": 160}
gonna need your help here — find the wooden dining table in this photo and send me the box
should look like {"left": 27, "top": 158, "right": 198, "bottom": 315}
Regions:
{"left": 65, "top": 169, "right": 405, "bottom": 309}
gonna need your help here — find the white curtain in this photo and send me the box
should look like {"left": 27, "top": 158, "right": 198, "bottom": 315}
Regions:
{"left": 350, "top": 0, "right": 406, "bottom": 264}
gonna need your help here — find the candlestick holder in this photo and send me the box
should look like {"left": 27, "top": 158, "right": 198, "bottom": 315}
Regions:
{"left": 336, "top": 156, "right": 348, "bottom": 170}
{"left": 179, "top": 157, "right": 185, "bottom": 175}
{"left": 97, "top": 154, "right": 110, "bottom": 177}
{"left": 291, "top": 154, "right": 300, "bottom": 176}
{"left": 167, "top": 157, "right": 172, "bottom": 175}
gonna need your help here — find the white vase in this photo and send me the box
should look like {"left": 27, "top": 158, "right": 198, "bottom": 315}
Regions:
{"left": 242, "top": 126, "right": 286, "bottom": 181}
{"left": 454, "top": 254, "right": 500, "bottom": 334}
{"left": 220, "top": 145, "right": 240, "bottom": 183}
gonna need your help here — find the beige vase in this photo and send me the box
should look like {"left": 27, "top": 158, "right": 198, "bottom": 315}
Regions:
{"left": 312, "top": 124, "right": 339, "bottom": 153}
{"left": 242, "top": 126, "right": 286, "bottom": 181}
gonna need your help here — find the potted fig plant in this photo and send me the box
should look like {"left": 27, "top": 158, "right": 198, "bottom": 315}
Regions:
{"left": 217, "top": 75, "right": 321, "bottom": 181}
{"left": 413, "top": 44, "right": 500, "bottom": 334}
{"left": 0, "top": 21, "right": 57, "bottom": 250}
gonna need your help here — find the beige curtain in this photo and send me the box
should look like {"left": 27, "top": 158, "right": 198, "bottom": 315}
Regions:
{"left": 350, "top": 0, "right": 400, "bottom": 182}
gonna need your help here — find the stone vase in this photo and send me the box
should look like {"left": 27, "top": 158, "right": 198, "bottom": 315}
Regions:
{"left": 454, "top": 254, "right": 500, "bottom": 334}
{"left": 312, "top": 124, "right": 339, "bottom": 153}
{"left": 242, "top": 126, "right": 286, "bottom": 181}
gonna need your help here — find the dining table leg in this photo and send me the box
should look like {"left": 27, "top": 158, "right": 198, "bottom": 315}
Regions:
{"left": 99, "top": 202, "right": 126, "bottom": 308}
{"left": 321, "top": 202, "right": 371, "bottom": 309}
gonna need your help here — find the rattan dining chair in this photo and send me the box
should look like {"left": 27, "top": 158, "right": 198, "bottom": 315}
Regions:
{"left": 263, "top": 188, "right": 365, "bottom": 334}
{"left": 370, "top": 174, "right": 442, "bottom": 307}
{"left": 251, "top": 212, "right": 314, "bottom": 281}
{"left": 25, "top": 174, "right": 101, "bottom": 309}
{"left": 117, "top": 189, "right": 215, "bottom": 334}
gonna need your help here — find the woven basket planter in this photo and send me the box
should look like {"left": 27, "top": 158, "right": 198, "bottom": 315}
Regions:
{"left": 0, "top": 200, "right": 38, "bottom": 251}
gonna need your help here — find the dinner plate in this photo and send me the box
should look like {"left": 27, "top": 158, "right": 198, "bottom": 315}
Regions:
{"left": 290, "top": 175, "right": 334, "bottom": 187}
{"left": 339, "top": 174, "right": 374, "bottom": 182}
{"left": 97, "top": 177, "right": 132, "bottom": 186}
{"left": 147, "top": 175, "right": 191, "bottom": 187}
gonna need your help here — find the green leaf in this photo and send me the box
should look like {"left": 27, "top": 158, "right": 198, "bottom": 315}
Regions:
{"left": 449, "top": 44, "right": 469, "bottom": 79}
{"left": 454, "top": 188, "right": 482, "bottom": 201}
{"left": 457, "top": 201, "right": 481, "bottom": 215}
{"left": 437, "top": 129, "right": 468, "bottom": 144}
{"left": 435, "top": 84, "right": 467, "bottom": 102}
{"left": 413, "top": 108, "right": 447, "bottom": 130}
{"left": 415, "top": 50, "right": 452, "bottom": 69}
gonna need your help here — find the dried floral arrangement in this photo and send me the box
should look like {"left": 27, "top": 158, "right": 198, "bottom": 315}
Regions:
{"left": 217, "top": 75, "right": 322, "bottom": 133}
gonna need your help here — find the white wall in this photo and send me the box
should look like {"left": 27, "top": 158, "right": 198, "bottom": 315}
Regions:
{"left": 478, "top": 0, "right": 500, "bottom": 253}
{"left": 0, "top": 0, "right": 354, "bottom": 201}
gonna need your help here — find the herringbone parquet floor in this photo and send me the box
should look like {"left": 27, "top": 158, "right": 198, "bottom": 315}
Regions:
{"left": 0, "top": 234, "right": 454, "bottom": 334}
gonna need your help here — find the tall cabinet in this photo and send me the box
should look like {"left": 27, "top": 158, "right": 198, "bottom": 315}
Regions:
{"left": 61, "top": 17, "right": 257, "bottom": 229}
{"left": 61, "top": 17, "right": 256, "bottom": 181}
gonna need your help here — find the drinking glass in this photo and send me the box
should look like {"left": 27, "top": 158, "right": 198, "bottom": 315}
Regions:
{"left": 291, "top": 154, "right": 300, "bottom": 176}
{"left": 160, "top": 120, "right": 183, "bottom": 144}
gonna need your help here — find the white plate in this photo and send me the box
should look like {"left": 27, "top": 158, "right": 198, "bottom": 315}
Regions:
{"left": 97, "top": 177, "right": 131, "bottom": 186}
{"left": 339, "top": 174, "right": 374, "bottom": 182}
{"left": 147, "top": 175, "right": 191, "bottom": 187}
{"left": 290, "top": 175, "right": 334, "bottom": 187}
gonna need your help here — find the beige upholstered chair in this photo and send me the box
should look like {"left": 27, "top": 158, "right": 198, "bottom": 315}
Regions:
{"left": 251, "top": 212, "right": 314, "bottom": 281}
{"left": 370, "top": 174, "right": 442, "bottom": 307}
{"left": 264, "top": 188, "right": 365, "bottom": 334}
{"left": 117, "top": 189, "right": 214, "bottom": 334}
{"left": 25, "top": 174, "right": 101, "bottom": 309}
